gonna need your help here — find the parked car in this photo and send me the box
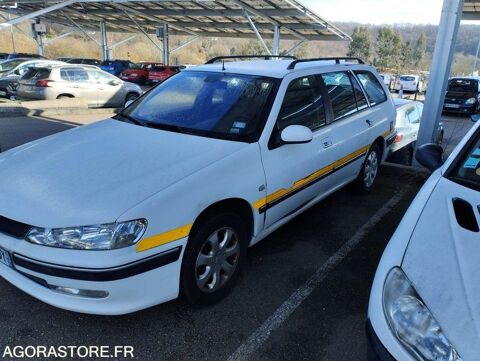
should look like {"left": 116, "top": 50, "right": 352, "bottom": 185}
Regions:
{"left": 0, "top": 59, "right": 65, "bottom": 98}
{"left": 395, "top": 74, "right": 424, "bottom": 93}
{"left": 56, "top": 57, "right": 72, "bottom": 62}
{"left": 16, "top": 65, "right": 142, "bottom": 107}
{"left": 7, "top": 52, "right": 46, "bottom": 60}
{"left": 368, "top": 119, "right": 480, "bottom": 361}
{"left": 100, "top": 59, "right": 136, "bottom": 76}
{"left": 0, "top": 58, "right": 31, "bottom": 75}
{"left": 0, "top": 57, "right": 396, "bottom": 315}
{"left": 120, "top": 62, "right": 164, "bottom": 84}
{"left": 0, "top": 59, "right": 63, "bottom": 99}
{"left": 380, "top": 73, "right": 394, "bottom": 90}
{"left": 443, "top": 77, "right": 480, "bottom": 115}
{"left": 0, "top": 53, "right": 8, "bottom": 60}
{"left": 66, "top": 58, "right": 102, "bottom": 66}
{"left": 387, "top": 98, "right": 444, "bottom": 164}
{"left": 147, "top": 65, "right": 182, "bottom": 84}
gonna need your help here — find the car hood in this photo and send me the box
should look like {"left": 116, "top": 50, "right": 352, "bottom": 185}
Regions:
{"left": 402, "top": 176, "right": 480, "bottom": 360}
{"left": 0, "top": 119, "right": 247, "bottom": 228}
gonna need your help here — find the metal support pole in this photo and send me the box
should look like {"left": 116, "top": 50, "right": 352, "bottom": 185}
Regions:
{"left": 100, "top": 21, "right": 109, "bottom": 61}
{"left": 170, "top": 35, "right": 200, "bottom": 54}
{"left": 37, "top": 33, "right": 44, "bottom": 56}
{"left": 162, "top": 23, "right": 169, "bottom": 65}
{"left": 121, "top": 9, "right": 164, "bottom": 54}
{"left": 473, "top": 38, "right": 480, "bottom": 75}
{"left": 62, "top": 11, "right": 100, "bottom": 45}
{"left": 243, "top": 9, "right": 271, "bottom": 55}
{"left": 417, "top": 0, "right": 464, "bottom": 148}
{"left": 282, "top": 40, "right": 305, "bottom": 56}
{"left": 272, "top": 25, "right": 280, "bottom": 55}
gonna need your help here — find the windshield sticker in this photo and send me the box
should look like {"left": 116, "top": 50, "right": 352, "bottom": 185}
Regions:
{"left": 463, "top": 157, "right": 480, "bottom": 169}
{"left": 472, "top": 148, "right": 480, "bottom": 157}
{"left": 229, "top": 128, "right": 240, "bottom": 134}
{"left": 233, "top": 121, "right": 246, "bottom": 129}
{"left": 477, "top": 168, "right": 480, "bottom": 176}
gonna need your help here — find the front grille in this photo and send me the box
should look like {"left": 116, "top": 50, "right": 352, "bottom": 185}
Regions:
{"left": 0, "top": 215, "right": 32, "bottom": 238}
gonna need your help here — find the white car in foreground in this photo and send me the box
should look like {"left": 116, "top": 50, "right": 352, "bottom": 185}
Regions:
{"left": 0, "top": 57, "right": 396, "bottom": 315}
{"left": 368, "top": 119, "right": 480, "bottom": 360}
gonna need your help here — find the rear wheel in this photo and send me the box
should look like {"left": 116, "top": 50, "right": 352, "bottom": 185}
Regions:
{"left": 181, "top": 212, "right": 247, "bottom": 307}
{"left": 354, "top": 144, "right": 381, "bottom": 194}
{"left": 124, "top": 93, "right": 138, "bottom": 107}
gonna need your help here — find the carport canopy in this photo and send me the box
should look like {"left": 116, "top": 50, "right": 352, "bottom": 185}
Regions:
{"left": 0, "top": 0, "right": 351, "bottom": 62}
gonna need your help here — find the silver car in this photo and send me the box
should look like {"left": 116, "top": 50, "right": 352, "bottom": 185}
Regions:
{"left": 16, "top": 65, "right": 142, "bottom": 107}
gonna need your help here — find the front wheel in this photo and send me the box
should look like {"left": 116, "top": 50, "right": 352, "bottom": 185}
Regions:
{"left": 181, "top": 212, "right": 247, "bottom": 307}
{"left": 353, "top": 144, "right": 381, "bottom": 194}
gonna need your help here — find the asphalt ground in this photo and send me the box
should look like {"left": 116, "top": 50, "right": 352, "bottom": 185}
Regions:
{"left": 0, "top": 112, "right": 474, "bottom": 361}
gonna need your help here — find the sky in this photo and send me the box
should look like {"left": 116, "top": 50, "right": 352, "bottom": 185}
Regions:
{"left": 301, "top": 0, "right": 444, "bottom": 25}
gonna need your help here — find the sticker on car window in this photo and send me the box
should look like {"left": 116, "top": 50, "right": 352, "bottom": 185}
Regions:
{"left": 463, "top": 157, "right": 480, "bottom": 169}
{"left": 233, "top": 121, "right": 246, "bottom": 129}
{"left": 472, "top": 148, "right": 480, "bottom": 156}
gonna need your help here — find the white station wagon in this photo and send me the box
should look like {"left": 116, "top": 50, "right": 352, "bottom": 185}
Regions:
{"left": 0, "top": 57, "right": 396, "bottom": 314}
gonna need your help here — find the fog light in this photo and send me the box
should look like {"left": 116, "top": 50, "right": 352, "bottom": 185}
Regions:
{"left": 49, "top": 285, "right": 109, "bottom": 298}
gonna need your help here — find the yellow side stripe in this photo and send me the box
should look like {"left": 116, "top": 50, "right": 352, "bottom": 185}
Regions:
{"left": 254, "top": 144, "right": 370, "bottom": 210}
{"left": 382, "top": 130, "right": 392, "bottom": 138}
{"left": 136, "top": 224, "right": 192, "bottom": 252}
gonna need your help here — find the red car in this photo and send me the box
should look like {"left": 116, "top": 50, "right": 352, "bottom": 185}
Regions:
{"left": 119, "top": 62, "right": 163, "bottom": 85}
{"left": 147, "top": 65, "right": 184, "bottom": 84}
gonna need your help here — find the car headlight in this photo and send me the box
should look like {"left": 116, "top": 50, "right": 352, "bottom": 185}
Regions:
{"left": 383, "top": 267, "right": 462, "bottom": 361}
{"left": 465, "top": 98, "right": 476, "bottom": 105}
{"left": 25, "top": 219, "right": 146, "bottom": 250}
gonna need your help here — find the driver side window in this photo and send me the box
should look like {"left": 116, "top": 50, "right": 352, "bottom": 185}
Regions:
{"left": 277, "top": 75, "right": 326, "bottom": 132}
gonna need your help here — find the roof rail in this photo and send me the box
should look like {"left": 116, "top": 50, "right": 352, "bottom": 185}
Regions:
{"left": 287, "top": 57, "right": 364, "bottom": 70}
{"left": 205, "top": 55, "right": 297, "bottom": 64}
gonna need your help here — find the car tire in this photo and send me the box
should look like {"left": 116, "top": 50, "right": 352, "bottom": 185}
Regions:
{"left": 353, "top": 144, "right": 381, "bottom": 194}
{"left": 181, "top": 212, "right": 247, "bottom": 307}
{"left": 124, "top": 93, "right": 138, "bottom": 107}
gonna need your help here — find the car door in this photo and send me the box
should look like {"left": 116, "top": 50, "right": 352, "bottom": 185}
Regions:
{"left": 318, "top": 71, "right": 371, "bottom": 183}
{"left": 405, "top": 104, "right": 421, "bottom": 145}
{"left": 89, "top": 69, "right": 125, "bottom": 107}
{"left": 260, "top": 74, "right": 352, "bottom": 228}
{"left": 59, "top": 68, "right": 97, "bottom": 106}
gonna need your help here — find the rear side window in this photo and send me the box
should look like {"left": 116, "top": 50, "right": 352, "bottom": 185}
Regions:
{"left": 349, "top": 74, "right": 369, "bottom": 111}
{"left": 277, "top": 75, "right": 326, "bottom": 131}
{"left": 355, "top": 71, "right": 387, "bottom": 106}
{"left": 60, "top": 69, "right": 89, "bottom": 82}
{"left": 321, "top": 72, "right": 357, "bottom": 121}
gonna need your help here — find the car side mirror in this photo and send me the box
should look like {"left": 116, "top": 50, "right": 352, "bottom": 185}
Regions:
{"left": 415, "top": 143, "right": 444, "bottom": 171}
{"left": 124, "top": 100, "right": 134, "bottom": 108}
{"left": 109, "top": 79, "right": 121, "bottom": 86}
{"left": 471, "top": 114, "right": 480, "bottom": 123}
{"left": 280, "top": 125, "right": 313, "bottom": 144}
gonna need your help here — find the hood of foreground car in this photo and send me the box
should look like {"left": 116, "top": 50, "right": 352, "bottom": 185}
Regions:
{"left": 0, "top": 119, "right": 248, "bottom": 228}
{"left": 402, "top": 176, "right": 480, "bottom": 360}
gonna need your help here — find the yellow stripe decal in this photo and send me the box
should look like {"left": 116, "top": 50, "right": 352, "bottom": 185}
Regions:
{"left": 382, "top": 130, "right": 391, "bottom": 138}
{"left": 136, "top": 224, "right": 192, "bottom": 252}
{"left": 254, "top": 144, "right": 371, "bottom": 211}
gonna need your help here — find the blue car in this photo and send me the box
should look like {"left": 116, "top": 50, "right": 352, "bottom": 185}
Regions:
{"left": 100, "top": 60, "right": 136, "bottom": 76}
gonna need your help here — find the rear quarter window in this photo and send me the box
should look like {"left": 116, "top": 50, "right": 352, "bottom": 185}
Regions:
{"left": 321, "top": 71, "right": 358, "bottom": 121}
{"left": 355, "top": 71, "right": 387, "bottom": 106}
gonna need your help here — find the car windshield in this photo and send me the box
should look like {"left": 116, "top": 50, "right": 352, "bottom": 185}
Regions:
{"left": 448, "top": 79, "right": 477, "bottom": 93}
{"left": 448, "top": 128, "right": 480, "bottom": 191}
{"left": 101, "top": 61, "right": 114, "bottom": 66}
{"left": 151, "top": 66, "right": 166, "bottom": 72}
{"left": 0, "top": 59, "right": 25, "bottom": 73}
{"left": 118, "top": 71, "right": 278, "bottom": 142}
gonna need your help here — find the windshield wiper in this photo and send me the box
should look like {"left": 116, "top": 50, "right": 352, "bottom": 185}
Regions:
{"left": 115, "top": 113, "right": 145, "bottom": 126}
{"left": 143, "top": 121, "right": 195, "bottom": 135}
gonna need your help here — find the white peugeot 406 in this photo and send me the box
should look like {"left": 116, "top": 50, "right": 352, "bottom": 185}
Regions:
{"left": 0, "top": 57, "right": 395, "bottom": 314}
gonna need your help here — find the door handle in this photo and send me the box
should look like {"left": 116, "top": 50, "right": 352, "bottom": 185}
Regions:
{"left": 366, "top": 119, "right": 373, "bottom": 127}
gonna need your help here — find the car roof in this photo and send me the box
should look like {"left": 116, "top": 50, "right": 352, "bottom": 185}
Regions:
{"left": 188, "top": 59, "right": 374, "bottom": 79}
{"left": 448, "top": 76, "right": 480, "bottom": 81}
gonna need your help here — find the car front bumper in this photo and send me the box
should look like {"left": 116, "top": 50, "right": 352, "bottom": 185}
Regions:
{"left": 0, "top": 233, "right": 187, "bottom": 315}
{"left": 366, "top": 319, "right": 396, "bottom": 361}
{"left": 443, "top": 103, "right": 476, "bottom": 114}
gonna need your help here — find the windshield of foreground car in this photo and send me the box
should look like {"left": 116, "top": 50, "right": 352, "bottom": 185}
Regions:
{"left": 448, "top": 129, "right": 480, "bottom": 191}
{"left": 0, "top": 59, "right": 25, "bottom": 73}
{"left": 118, "top": 71, "right": 278, "bottom": 142}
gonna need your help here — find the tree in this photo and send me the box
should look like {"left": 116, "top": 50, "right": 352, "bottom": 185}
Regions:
{"left": 347, "top": 26, "right": 371, "bottom": 61}
{"left": 413, "top": 33, "right": 427, "bottom": 68}
{"left": 374, "top": 27, "right": 403, "bottom": 70}
{"left": 400, "top": 41, "right": 414, "bottom": 70}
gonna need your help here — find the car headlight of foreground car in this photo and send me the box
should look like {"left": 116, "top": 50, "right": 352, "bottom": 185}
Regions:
{"left": 465, "top": 97, "right": 476, "bottom": 105}
{"left": 25, "top": 219, "right": 147, "bottom": 250}
{"left": 383, "top": 267, "right": 462, "bottom": 361}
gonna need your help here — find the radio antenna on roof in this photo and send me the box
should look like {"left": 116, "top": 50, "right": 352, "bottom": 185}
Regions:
{"left": 222, "top": 59, "right": 226, "bottom": 71}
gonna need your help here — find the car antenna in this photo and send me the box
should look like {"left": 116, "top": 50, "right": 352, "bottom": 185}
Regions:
{"left": 222, "top": 59, "right": 226, "bottom": 71}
